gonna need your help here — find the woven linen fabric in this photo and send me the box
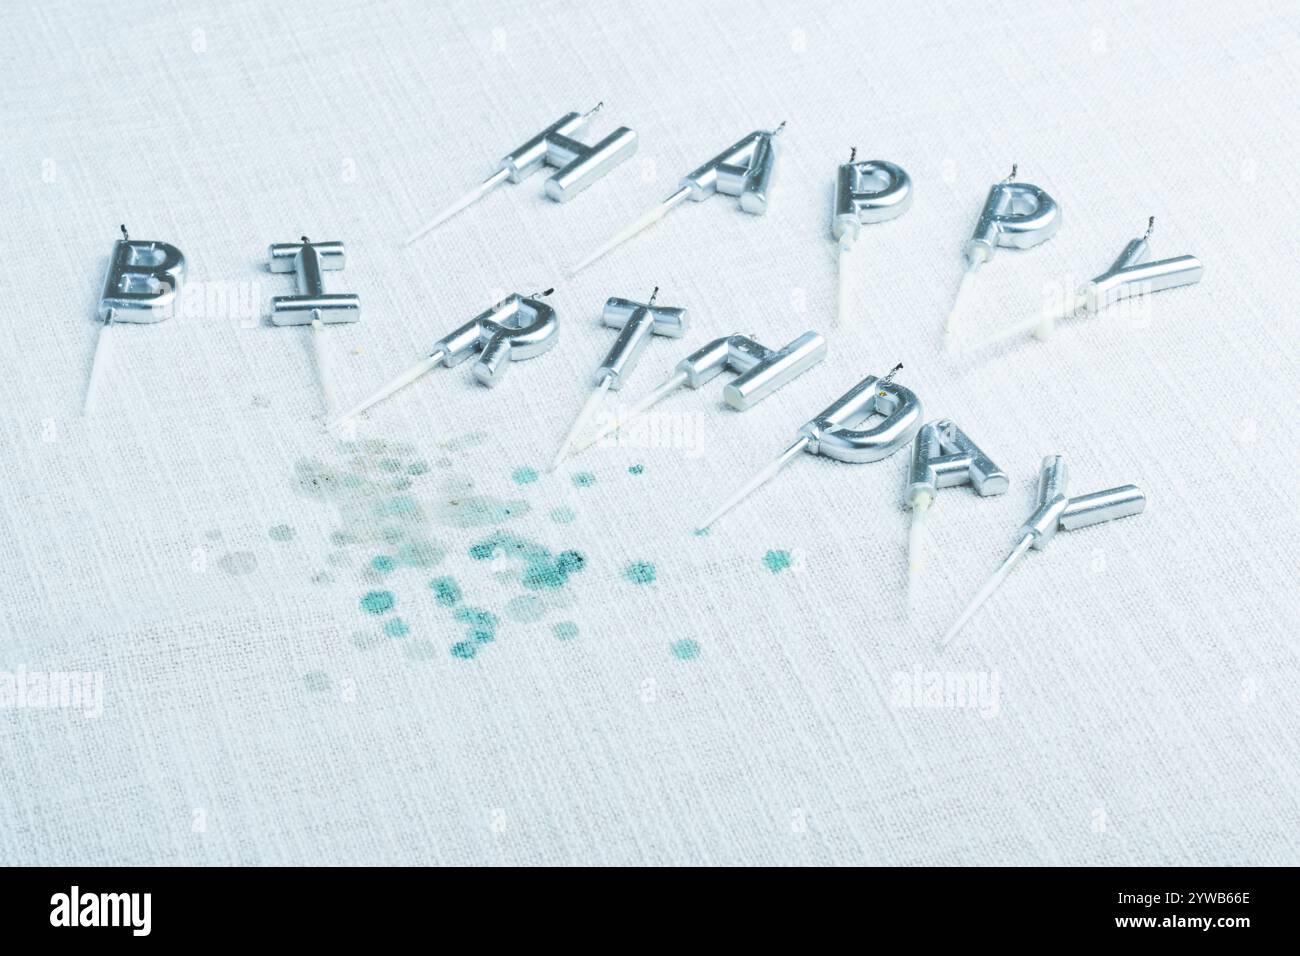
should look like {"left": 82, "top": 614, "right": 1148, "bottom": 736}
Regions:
{"left": 0, "top": 0, "right": 1296, "bottom": 866}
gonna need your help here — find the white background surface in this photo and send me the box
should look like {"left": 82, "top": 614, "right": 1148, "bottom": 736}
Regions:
{"left": 0, "top": 0, "right": 1296, "bottom": 865}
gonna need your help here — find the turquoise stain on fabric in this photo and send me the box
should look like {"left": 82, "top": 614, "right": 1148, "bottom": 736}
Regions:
{"left": 397, "top": 539, "right": 444, "bottom": 568}
{"left": 360, "top": 590, "right": 395, "bottom": 614}
{"left": 572, "top": 472, "right": 596, "bottom": 488}
{"left": 454, "top": 607, "right": 498, "bottom": 643}
{"left": 624, "top": 561, "right": 656, "bottom": 585}
{"left": 371, "top": 555, "right": 396, "bottom": 573}
{"left": 506, "top": 594, "right": 545, "bottom": 623}
{"left": 553, "top": 621, "right": 579, "bottom": 641}
{"left": 269, "top": 524, "right": 295, "bottom": 541}
{"left": 406, "top": 641, "right": 436, "bottom": 661}
{"left": 450, "top": 641, "right": 477, "bottom": 660}
{"left": 383, "top": 618, "right": 410, "bottom": 638}
{"left": 407, "top": 461, "right": 429, "bottom": 476}
{"left": 670, "top": 639, "right": 701, "bottom": 661}
{"left": 763, "top": 549, "right": 792, "bottom": 574}
{"left": 373, "top": 496, "right": 421, "bottom": 519}
{"left": 628, "top": 464, "right": 644, "bottom": 475}
{"left": 693, "top": 527, "right": 710, "bottom": 537}
{"left": 549, "top": 506, "right": 575, "bottom": 525}
{"left": 512, "top": 466, "right": 539, "bottom": 485}
{"left": 440, "top": 495, "right": 529, "bottom": 528}
{"left": 430, "top": 576, "right": 462, "bottom": 607}
{"left": 466, "top": 532, "right": 587, "bottom": 591}
{"left": 303, "top": 670, "right": 331, "bottom": 691}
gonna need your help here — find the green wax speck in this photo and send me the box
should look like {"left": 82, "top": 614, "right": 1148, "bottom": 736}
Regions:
{"left": 763, "top": 549, "right": 792, "bottom": 573}
{"left": 269, "top": 524, "right": 295, "bottom": 542}
{"left": 624, "top": 561, "right": 656, "bottom": 585}
{"left": 303, "top": 670, "right": 331, "bottom": 691}
{"left": 553, "top": 621, "right": 579, "bottom": 641}
{"left": 371, "top": 555, "right": 396, "bottom": 573}
{"left": 628, "top": 464, "right": 644, "bottom": 475}
{"left": 450, "top": 641, "right": 477, "bottom": 660}
{"left": 572, "top": 472, "right": 596, "bottom": 488}
{"left": 383, "top": 617, "right": 409, "bottom": 637}
{"left": 550, "top": 506, "right": 576, "bottom": 525}
{"left": 670, "top": 639, "right": 701, "bottom": 661}
{"left": 505, "top": 594, "right": 545, "bottom": 623}
{"left": 430, "top": 576, "right": 462, "bottom": 607}
{"left": 360, "top": 590, "right": 395, "bottom": 615}
{"left": 512, "top": 466, "right": 539, "bottom": 484}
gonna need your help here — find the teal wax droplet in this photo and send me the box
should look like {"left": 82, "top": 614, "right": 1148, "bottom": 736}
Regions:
{"left": 550, "top": 506, "right": 575, "bottom": 525}
{"left": 553, "top": 621, "right": 579, "bottom": 641}
{"left": 378, "top": 458, "right": 403, "bottom": 473}
{"left": 303, "top": 670, "right": 331, "bottom": 691}
{"left": 454, "top": 607, "right": 498, "bottom": 642}
{"left": 670, "top": 639, "right": 701, "bottom": 661}
{"left": 450, "top": 641, "right": 477, "bottom": 660}
{"left": 383, "top": 617, "right": 410, "bottom": 638}
{"left": 763, "top": 549, "right": 792, "bottom": 574}
{"left": 624, "top": 561, "right": 656, "bottom": 585}
{"left": 430, "top": 576, "right": 462, "bottom": 607}
{"left": 512, "top": 466, "right": 539, "bottom": 485}
{"left": 693, "top": 527, "right": 710, "bottom": 537}
{"left": 397, "top": 540, "right": 444, "bottom": 568}
{"left": 406, "top": 641, "right": 436, "bottom": 661}
{"left": 628, "top": 464, "right": 644, "bottom": 475}
{"left": 407, "top": 461, "right": 429, "bottom": 476}
{"left": 371, "top": 555, "right": 396, "bottom": 573}
{"left": 269, "top": 524, "right": 295, "bottom": 542}
{"left": 572, "top": 472, "right": 596, "bottom": 488}
{"left": 360, "top": 590, "right": 395, "bottom": 614}
{"left": 506, "top": 594, "right": 545, "bottom": 623}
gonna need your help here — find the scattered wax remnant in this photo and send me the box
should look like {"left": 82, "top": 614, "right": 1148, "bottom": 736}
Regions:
{"left": 217, "top": 551, "right": 258, "bottom": 576}
{"left": 693, "top": 527, "right": 710, "bottom": 537}
{"left": 628, "top": 464, "right": 644, "bottom": 475}
{"left": 391, "top": 476, "right": 412, "bottom": 491}
{"left": 330, "top": 531, "right": 357, "bottom": 547}
{"left": 378, "top": 458, "right": 403, "bottom": 473}
{"left": 439, "top": 495, "right": 529, "bottom": 528}
{"left": 327, "top": 551, "right": 352, "bottom": 568}
{"left": 374, "top": 496, "right": 422, "bottom": 519}
{"left": 553, "top": 621, "right": 579, "bottom": 641}
{"left": 441, "top": 431, "right": 488, "bottom": 453}
{"left": 381, "top": 526, "right": 406, "bottom": 545}
{"left": 467, "top": 532, "right": 587, "bottom": 591}
{"left": 371, "top": 555, "right": 397, "bottom": 573}
{"left": 763, "top": 549, "right": 792, "bottom": 574}
{"left": 512, "top": 466, "right": 539, "bottom": 485}
{"left": 451, "top": 641, "right": 477, "bottom": 660}
{"left": 383, "top": 617, "right": 410, "bottom": 638}
{"left": 397, "top": 539, "right": 444, "bottom": 568}
{"left": 505, "top": 594, "right": 545, "bottom": 623}
{"left": 303, "top": 671, "right": 331, "bottom": 692}
{"left": 406, "top": 641, "right": 437, "bottom": 661}
{"left": 351, "top": 630, "right": 382, "bottom": 650}
{"left": 550, "top": 506, "right": 576, "bottom": 525}
{"left": 269, "top": 524, "right": 295, "bottom": 542}
{"left": 360, "top": 590, "right": 395, "bottom": 614}
{"left": 625, "top": 561, "right": 656, "bottom": 585}
{"left": 430, "top": 576, "right": 462, "bottom": 607}
{"left": 670, "top": 639, "right": 701, "bottom": 661}
{"left": 454, "top": 607, "right": 498, "bottom": 643}
{"left": 572, "top": 471, "right": 597, "bottom": 488}
{"left": 407, "top": 461, "right": 429, "bottom": 476}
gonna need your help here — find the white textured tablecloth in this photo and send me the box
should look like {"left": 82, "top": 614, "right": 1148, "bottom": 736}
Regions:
{"left": 1, "top": 0, "right": 1296, "bottom": 865}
